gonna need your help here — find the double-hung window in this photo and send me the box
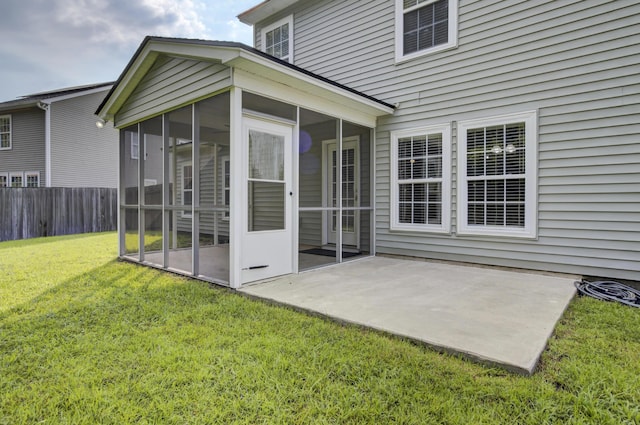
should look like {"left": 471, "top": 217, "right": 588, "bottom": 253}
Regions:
{"left": 0, "top": 172, "right": 7, "bottom": 187}
{"left": 457, "top": 111, "right": 538, "bottom": 238}
{"left": 261, "top": 15, "right": 293, "bottom": 63}
{"left": 10, "top": 172, "right": 23, "bottom": 188}
{"left": 396, "top": 0, "right": 458, "bottom": 62}
{"left": 25, "top": 172, "right": 40, "bottom": 187}
{"left": 391, "top": 124, "right": 451, "bottom": 232}
{"left": 0, "top": 115, "right": 11, "bottom": 150}
{"left": 182, "top": 163, "right": 193, "bottom": 217}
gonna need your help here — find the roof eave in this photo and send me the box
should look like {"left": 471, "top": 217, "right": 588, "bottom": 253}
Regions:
{"left": 96, "top": 37, "right": 394, "bottom": 123}
{"left": 237, "top": 0, "right": 300, "bottom": 25}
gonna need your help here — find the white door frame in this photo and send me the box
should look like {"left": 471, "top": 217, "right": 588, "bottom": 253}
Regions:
{"left": 239, "top": 116, "right": 295, "bottom": 284}
{"left": 322, "top": 136, "right": 360, "bottom": 248}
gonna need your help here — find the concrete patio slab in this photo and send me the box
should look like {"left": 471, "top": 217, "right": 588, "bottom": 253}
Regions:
{"left": 239, "top": 256, "right": 577, "bottom": 374}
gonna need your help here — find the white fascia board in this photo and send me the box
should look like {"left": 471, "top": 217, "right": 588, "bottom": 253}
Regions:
{"left": 97, "top": 41, "right": 239, "bottom": 122}
{"left": 97, "top": 45, "right": 162, "bottom": 121}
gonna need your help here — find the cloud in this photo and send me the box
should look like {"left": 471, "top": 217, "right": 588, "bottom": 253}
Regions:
{"left": 0, "top": 0, "right": 256, "bottom": 99}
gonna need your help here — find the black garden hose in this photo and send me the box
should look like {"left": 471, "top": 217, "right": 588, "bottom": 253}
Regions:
{"left": 574, "top": 279, "right": 640, "bottom": 308}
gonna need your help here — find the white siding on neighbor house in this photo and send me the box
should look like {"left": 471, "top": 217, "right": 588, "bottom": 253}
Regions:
{"left": 116, "top": 56, "right": 232, "bottom": 128}
{"left": 0, "top": 108, "right": 45, "bottom": 176}
{"left": 255, "top": 0, "right": 640, "bottom": 280}
{"left": 50, "top": 90, "right": 119, "bottom": 188}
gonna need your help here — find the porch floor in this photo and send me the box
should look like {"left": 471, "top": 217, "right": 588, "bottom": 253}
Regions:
{"left": 239, "top": 256, "right": 577, "bottom": 374}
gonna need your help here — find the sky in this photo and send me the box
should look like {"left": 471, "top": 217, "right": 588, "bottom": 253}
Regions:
{"left": 0, "top": 0, "right": 258, "bottom": 101}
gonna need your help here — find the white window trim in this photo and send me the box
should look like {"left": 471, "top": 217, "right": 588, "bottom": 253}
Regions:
{"left": 182, "top": 162, "right": 193, "bottom": 218}
{"left": 261, "top": 15, "right": 294, "bottom": 63}
{"left": 0, "top": 172, "right": 8, "bottom": 187}
{"left": 456, "top": 111, "right": 538, "bottom": 239}
{"left": 24, "top": 171, "right": 40, "bottom": 187}
{"left": 395, "top": 0, "right": 458, "bottom": 63}
{"left": 390, "top": 124, "right": 452, "bottom": 233}
{"left": 9, "top": 172, "right": 23, "bottom": 188}
{"left": 0, "top": 114, "right": 11, "bottom": 150}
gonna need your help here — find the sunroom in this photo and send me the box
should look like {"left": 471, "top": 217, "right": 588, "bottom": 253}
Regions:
{"left": 96, "top": 37, "right": 393, "bottom": 288}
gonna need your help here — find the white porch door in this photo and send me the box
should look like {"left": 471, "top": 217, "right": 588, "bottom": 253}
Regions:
{"left": 241, "top": 118, "right": 293, "bottom": 284}
{"left": 325, "top": 138, "right": 359, "bottom": 247}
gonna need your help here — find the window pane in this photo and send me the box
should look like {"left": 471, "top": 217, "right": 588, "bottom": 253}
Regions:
{"left": 506, "top": 179, "right": 525, "bottom": 202}
{"left": 486, "top": 204, "right": 505, "bottom": 226}
{"left": 428, "top": 182, "right": 441, "bottom": 202}
{"left": 428, "top": 203, "right": 442, "bottom": 224}
{"left": 249, "top": 181, "right": 285, "bottom": 231}
{"left": 428, "top": 133, "right": 442, "bottom": 155}
{"left": 468, "top": 203, "right": 484, "bottom": 225}
{"left": 0, "top": 117, "right": 9, "bottom": 132}
{"left": 506, "top": 204, "right": 525, "bottom": 227}
{"left": 427, "top": 157, "right": 441, "bottom": 178}
{"left": 413, "top": 183, "right": 426, "bottom": 202}
{"left": 434, "top": 22, "right": 449, "bottom": 45}
{"left": 412, "top": 158, "right": 426, "bottom": 178}
{"left": 434, "top": 0, "right": 448, "bottom": 21}
{"left": 468, "top": 180, "right": 484, "bottom": 202}
{"left": 398, "top": 138, "right": 412, "bottom": 158}
{"left": 486, "top": 179, "right": 505, "bottom": 202}
{"left": 249, "top": 130, "right": 284, "bottom": 181}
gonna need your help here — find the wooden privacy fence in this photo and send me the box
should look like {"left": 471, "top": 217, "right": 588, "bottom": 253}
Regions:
{"left": 0, "top": 188, "right": 117, "bottom": 242}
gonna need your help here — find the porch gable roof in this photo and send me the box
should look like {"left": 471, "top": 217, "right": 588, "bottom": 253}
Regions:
{"left": 96, "top": 36, "right": 394, "bottom": 124}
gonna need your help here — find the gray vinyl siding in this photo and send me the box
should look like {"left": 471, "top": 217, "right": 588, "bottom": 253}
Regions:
{"left": 49, "top": 90, "right": 119, "bottom": 188}
{"left": 0, "top": 108, "right": 45, "bottom": 176}
{"left": 257, "top": 0, "right": 640, "bottom": 280}
{"left": 116, "top": 56, "right": 231, "bottom": 128}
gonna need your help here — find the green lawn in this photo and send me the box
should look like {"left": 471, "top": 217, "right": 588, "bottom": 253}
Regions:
{"left": 1, "top": 233, "right": 638, "bottom": 424}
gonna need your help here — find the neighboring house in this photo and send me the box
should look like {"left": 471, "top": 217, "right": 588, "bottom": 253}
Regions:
{"left": 0, "top": 83, "right": 118, "bottom": 188}
{"left": 96, "top": 0, "right": 639, "bottom": 288}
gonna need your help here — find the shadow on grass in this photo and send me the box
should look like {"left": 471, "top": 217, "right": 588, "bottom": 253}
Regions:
{"left": 0, "top": 231, "right": 115, "bottom": 251}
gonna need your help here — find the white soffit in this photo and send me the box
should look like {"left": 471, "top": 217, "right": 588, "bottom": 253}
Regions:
{"left": 238, "top": 0, "right": 299, "bottom": 25}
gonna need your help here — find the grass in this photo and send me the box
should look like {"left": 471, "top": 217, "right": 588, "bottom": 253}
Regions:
{"left": 1, "top": 233, "right": 639, "bottom": 424}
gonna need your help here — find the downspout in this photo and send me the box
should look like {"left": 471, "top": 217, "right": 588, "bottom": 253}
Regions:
{"left": 36, "top": 101, "right": 51, "bottom": 187}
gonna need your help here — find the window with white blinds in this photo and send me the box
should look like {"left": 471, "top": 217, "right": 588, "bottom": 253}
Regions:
{"left": 457, "top": 112, "right": 538, "bottom": 238}
{"left": 261, "top": 16, "right": 293, "bottom": 63}
{"left": 391, "top": 124, "right": 451, "bottom": 232}
{"left": 395, "top": 0, "right": 457, "bottom": 62}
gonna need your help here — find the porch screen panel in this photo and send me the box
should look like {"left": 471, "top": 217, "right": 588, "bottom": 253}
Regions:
{"left": 122, "top": 126, "right": 139, "bottom": 205}
{"left": 248, "top": 130, "right": 285, "bottom": 231}
{"left": 142, "top": 116, "right": 163, "bottom": 206}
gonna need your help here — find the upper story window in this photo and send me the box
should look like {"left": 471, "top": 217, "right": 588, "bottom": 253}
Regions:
{"left": 457, "top": 111, "right": 538, "bottom": 238}
{"left": 261, "top": 15, "right": 293, "bottom": 63}
{"left": 396, "top": 0, "right": 458, "bottom": 62}
{"left": 0, "top": 115, "right": 11, "bottom": 150}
